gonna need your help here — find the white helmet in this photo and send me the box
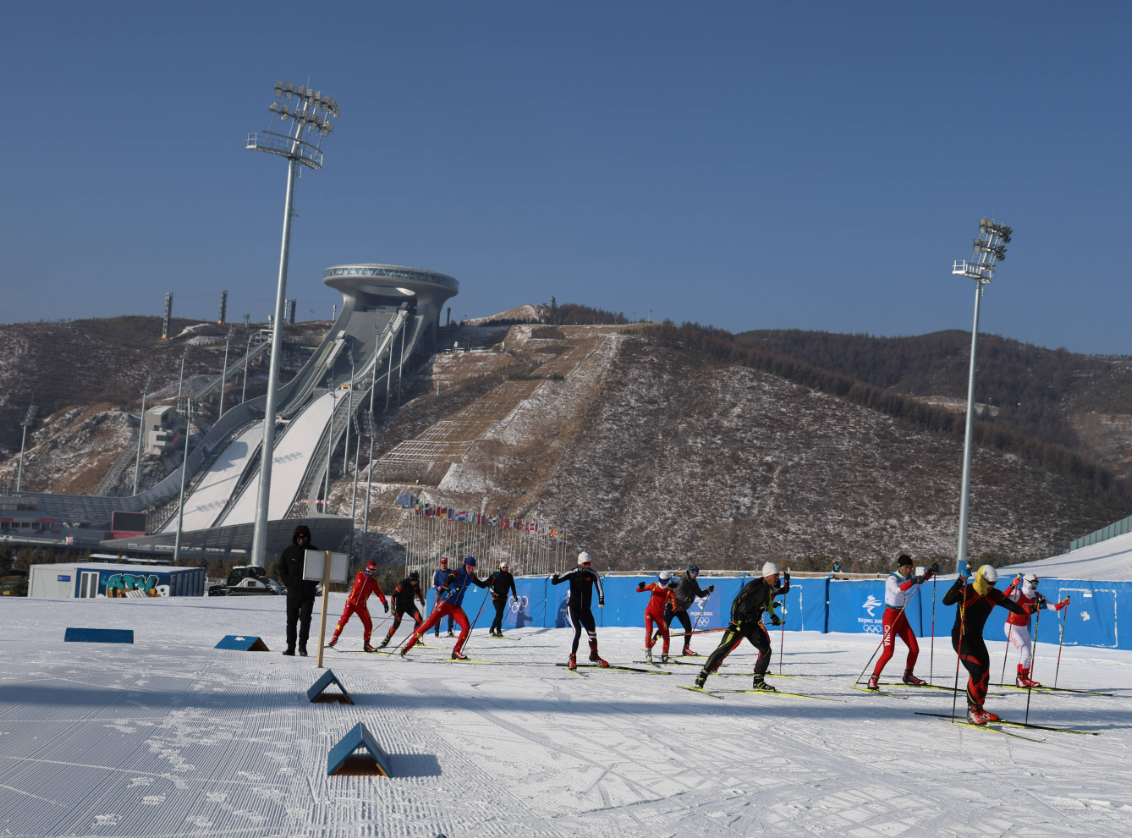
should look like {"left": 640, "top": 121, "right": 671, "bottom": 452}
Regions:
{"left": 500, "top": 561, "right": 509, "bottom": 570}
{"left": 762, "top": 562, "right": 780, "bottom": 578}
{"left": 659, "top": 571, "right": 671, "bottom": 582}
{"left": 979, "top": 565, "right": 998, "bottom": 584}
{"left": 1024, "top": 573, "right": 1038, "bottom": 586}
{"left": 577, "top": 551, "right": 592, "bottom": 565}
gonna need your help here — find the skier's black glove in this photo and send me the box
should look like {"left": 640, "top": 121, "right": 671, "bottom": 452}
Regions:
{"left": 770, "top": 614, "right": 782, "bottom": 627}
{"left": 931, "top": 562, "right": 940, "bottom": 575}
{"left": 707, "top": 585, "right": 715, "bottom": 594}
{"left": 1026, "top": 602, "right": 1040, "bottom": 614}
{"left": 551, "top": 574, "right": 559, "bottom": 583}
{"left": 914, "top": 575, "right": 925, "bottom": 585}
{"left": 383, "top": 601, "right": 389, "bottom": 613}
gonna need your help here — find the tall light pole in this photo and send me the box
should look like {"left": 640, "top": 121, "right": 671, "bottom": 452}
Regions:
{"left": 172, "top": 398, "right": 193, "bottom": 562}
{"left": 952, "top": 218, "right": 1012, "bottom": 574}
{"left": 133, "top": 375, "right": 152, "bottom": 494}
{"left": 218, "top": 329, "right": 233, "bottom": 419}
{"left": 241, "top": 336, "right": 252, "bottom": 404}
{"left": 246, "top": 81, "right": 340, "bottom": 567}
{"left": 343, "top": 361, "right": 354, "bottom": 474}
{"left": 15, "top": 404, "right": 39, "bottom": 492}
{"left": 175, "top": 349, "right": 188, "bottom": 411}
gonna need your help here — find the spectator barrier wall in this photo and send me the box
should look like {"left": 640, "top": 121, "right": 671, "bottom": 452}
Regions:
{"left": 423, "top": 574, "right": 1130, "bottom": 650}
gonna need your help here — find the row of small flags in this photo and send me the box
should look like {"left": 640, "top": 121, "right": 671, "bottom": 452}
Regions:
{"left": 396, "top": 494, "right": 566, "bottom": 537}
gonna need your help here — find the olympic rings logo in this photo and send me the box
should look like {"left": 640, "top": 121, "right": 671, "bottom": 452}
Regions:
{"left": 509, "top": 595, "right": 529, "bottom": 614}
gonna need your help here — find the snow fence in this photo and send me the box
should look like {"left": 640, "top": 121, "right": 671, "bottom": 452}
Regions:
{"left": 425, "top": 574, "right": 1131, "bottom": 650}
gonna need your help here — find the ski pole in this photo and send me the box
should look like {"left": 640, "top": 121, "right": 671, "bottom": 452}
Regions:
{"left": 460, "top": 591, "right": 492, "bottom": 655}
{"left": 1024, "top": 607, "right": 1041, "bottom": 725}
{"left": 929, "top": 574, "right": 937, "bottom": 685}
{"left": 852, "top": 586, "right": 916, "bottom": 686}
{"left": 779, "top": 597, "right": 787, "bottom": 675}
{"left": 1054, "top": 606, "right": 1067, "bottom": 689}
{"left": 999, "top": 633, "right": 1012, "bottom": 688}
{"left": 951, "top": 581, "right": 967, "bottom": 724}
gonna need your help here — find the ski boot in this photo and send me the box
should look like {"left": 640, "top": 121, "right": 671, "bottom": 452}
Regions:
{"left": 588, "top": 643, "right": 610, "bottom": 668}
{"left": 902, "top": 669, "right": 926, "bottom": 686}
{"left": 451, "top": 650, "right": 468, "bottom": 661}
{"left": 1016, "top": 666, "right": 1041, "bottom": 688}
{"left": 751, "top": 675, "right": 777, "bottom": 692}
{"left": 694, "top": 672, "right": 707, "bottom": 689}
{"left": 967, "top": 705, "right": 998, "bottom": 725}
{"left": 568, "top": 654, "right": 577, "bottom": 671}
{"left": 866, "top": 675, "right": 880, "bottom": 691}
{"left": 645, "top": 648, "right": 654, "bottom": 664}
{"left": 447, "top": 630, "right": 455, "bottom": 638}
{"left": 399, "top": 648, "right": 409, "bottom": 658}
{"left": 364, "top": 643, "right": 377, "bottom": 653}
{"left": 379, "top": 636, "right": 390, "bottom": 648}
{"left": 327, "top": 637, "right": 338, "bottom": 648}
{"left": 683, "top": 647, "right": 699, "bottom": 657}
{"left": 660, "top": 653, "right": 669, "bottom": 665}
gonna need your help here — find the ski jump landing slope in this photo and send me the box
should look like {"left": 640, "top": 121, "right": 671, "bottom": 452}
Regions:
{"left": 159, "top": 422, "right": 264, "bottom": 533}
{"left": 2, "top": 596, "right": 1130, "bottom": 838}
{"left": 220, "top": 391, "right": 338, "bottom": 525}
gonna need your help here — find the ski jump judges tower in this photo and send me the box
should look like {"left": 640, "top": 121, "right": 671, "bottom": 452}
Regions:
{"left": 321, "top": 264, "right": 458, "bottom": 361}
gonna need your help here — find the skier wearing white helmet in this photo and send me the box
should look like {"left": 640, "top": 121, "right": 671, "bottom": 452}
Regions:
{"left": 551, "top": 552, "right": 608, "bottom": 669}
{"left": 943, "top": 564, "right": 1035, "bottom": 725}
{"left": 636, "top": 571, "right": 678, "bottom": 663}
{"left": 1002, "top": 573, "right": 1069, "bottom": 687}
{"left": 694, "top": 561, "right": 790, "bottom": 692}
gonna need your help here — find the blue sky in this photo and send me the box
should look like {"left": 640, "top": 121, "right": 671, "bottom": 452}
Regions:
{"left": 2, "top": 2, "right": 1129, "bottom": 353}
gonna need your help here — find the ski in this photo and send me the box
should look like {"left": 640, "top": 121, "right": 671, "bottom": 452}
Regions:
{"left": 882, "top": 682, "right": 963, "bottom": 692}
{"left": 677, "top": 685, "right": 723, "bottom": 699}
{"left": 441, "top": 658, "right": 504, "bottom": 665}
{"left": 914, "top": 711, "right": 1098, "bottom": 736}
{"left": 922, "top": 715, "right": 1044, "bottom": 742}
{"left": 1000, "top": 684, "right": 1114, "bottom": 697}
{"left": 716, "top": 689, "right": 843, "bottom": 702}
{"left": 852, "top": 685, "right": 908, "bottom": 700}
{"left": 556, "top": 663, "right": 670, "bottom": 675}
{"left": 487, "top": 635, "right": 521, "bottom": 640}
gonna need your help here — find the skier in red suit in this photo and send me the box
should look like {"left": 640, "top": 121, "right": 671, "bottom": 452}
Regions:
{"left": 328, "top": 561, "right": 388, "bottom": 652}
{"left": 637, "top": 572, "right": 678, "bottom": 663}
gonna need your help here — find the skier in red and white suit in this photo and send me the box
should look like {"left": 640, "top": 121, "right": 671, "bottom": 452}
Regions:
{"left": 328, "top": 561, "right": 388, "bottom": 652}
{"left": 868, "top": 555, "right": 936, "bottom": 690}
{"left": 1003, "top": 573, "right": 1069, "bottom": 687}
{"left": 636, "top": 572, "right": 678, "bottom": 663}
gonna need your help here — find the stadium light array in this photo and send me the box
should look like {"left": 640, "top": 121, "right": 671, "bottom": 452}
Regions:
{"left": 952, "top": 218, "right": 1013, "bottom": 575}
{"left": 246, "top": 81, "right": 342, "bottom": 567}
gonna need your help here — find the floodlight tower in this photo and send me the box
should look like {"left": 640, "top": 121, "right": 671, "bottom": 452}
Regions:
{"left": 15, "top": 404, "right": 39, "bottom": 492}
{"left": 246, "top": 81, "right": 341, "bottom": 566}
{"left": 951, "top": 218, "right": 1012, "bottom": 574}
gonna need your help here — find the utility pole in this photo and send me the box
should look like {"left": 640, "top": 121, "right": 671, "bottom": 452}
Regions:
{"left": 172, "top": 398, "right": 193, "bottom": 562}
{"left": 396, "top": 322, "right": 407, "bottom": 408}
{"left": 15, "top": 404, "right": 39, "bottom": 492}
{"left": 246, "top": 80, "right": 340, "bottom": 567}
{"left": 133, "top": 375, "right": 152, "bottom": 494}
{"left": 241, "top": 337, "right": 252, "bottom": 404}
{"left": 952, "top": 218, "right": 1012, "bottom": 575}
{"left": 218, "top": 329, "right": 233, "bottom": 419}
{"left": 343, "top": 361, "right": 354, "bottom": 474}
{"left": 175, "top": 349, "right": 188, "bottom": 412}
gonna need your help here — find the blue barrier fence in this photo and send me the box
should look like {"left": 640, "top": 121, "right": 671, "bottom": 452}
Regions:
{"left": 425, "top": 574, "right": 1130, "bottom": 650}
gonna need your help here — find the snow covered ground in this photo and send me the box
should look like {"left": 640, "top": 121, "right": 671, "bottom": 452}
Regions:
{"left": 1, "top": 596, "right": 1131, "bottom": 838}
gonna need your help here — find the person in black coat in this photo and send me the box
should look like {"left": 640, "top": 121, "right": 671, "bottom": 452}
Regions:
{"left": 276, "top": 524, "right": 318, "bottom": 656}
{"left": 487, "top": 561, "right": 519, "bottom": 637}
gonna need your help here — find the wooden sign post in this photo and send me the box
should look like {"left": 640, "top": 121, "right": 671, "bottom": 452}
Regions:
{"left": 304, "top": 549, "right": 348, "bottom": 669}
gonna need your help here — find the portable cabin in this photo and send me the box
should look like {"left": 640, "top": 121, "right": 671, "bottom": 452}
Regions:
{"left": 27, "top": 563, "right": 206, "bottom": 599}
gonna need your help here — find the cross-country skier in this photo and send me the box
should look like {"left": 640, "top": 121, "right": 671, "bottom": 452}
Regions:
{"left": 695, "top": 562, "right": 790, "bottom": 692}
{"left": 431, "top": 557, "right": 456, "bottom": 638}
{"left": 867, "top": 555, "right": 937, "bottom": 690}
{"left": 550, "top": 551, "right": 608, "bottom": 670}
{"left": 1002, "top": 573, "right": 1069, "bottom": 688}
{"left": 328, "top": 561, "right": 388, "bottom": 652}
{"left": 665, "top": 566, "right": 714, "bottom": 656}
{"left": 942, "top": 564, "right": 1036, "bottom": 725}
{"left": 637, "top": 572, "right": 678, "bottom": 663}
{"left": 488, "top": 561, "right": 518, "bottom": 637}
{"left": 378, "top": 570, "right": 426, "bottom": 648}
{"left": 402, "top": 556, "right": 489, "bottom": 660}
